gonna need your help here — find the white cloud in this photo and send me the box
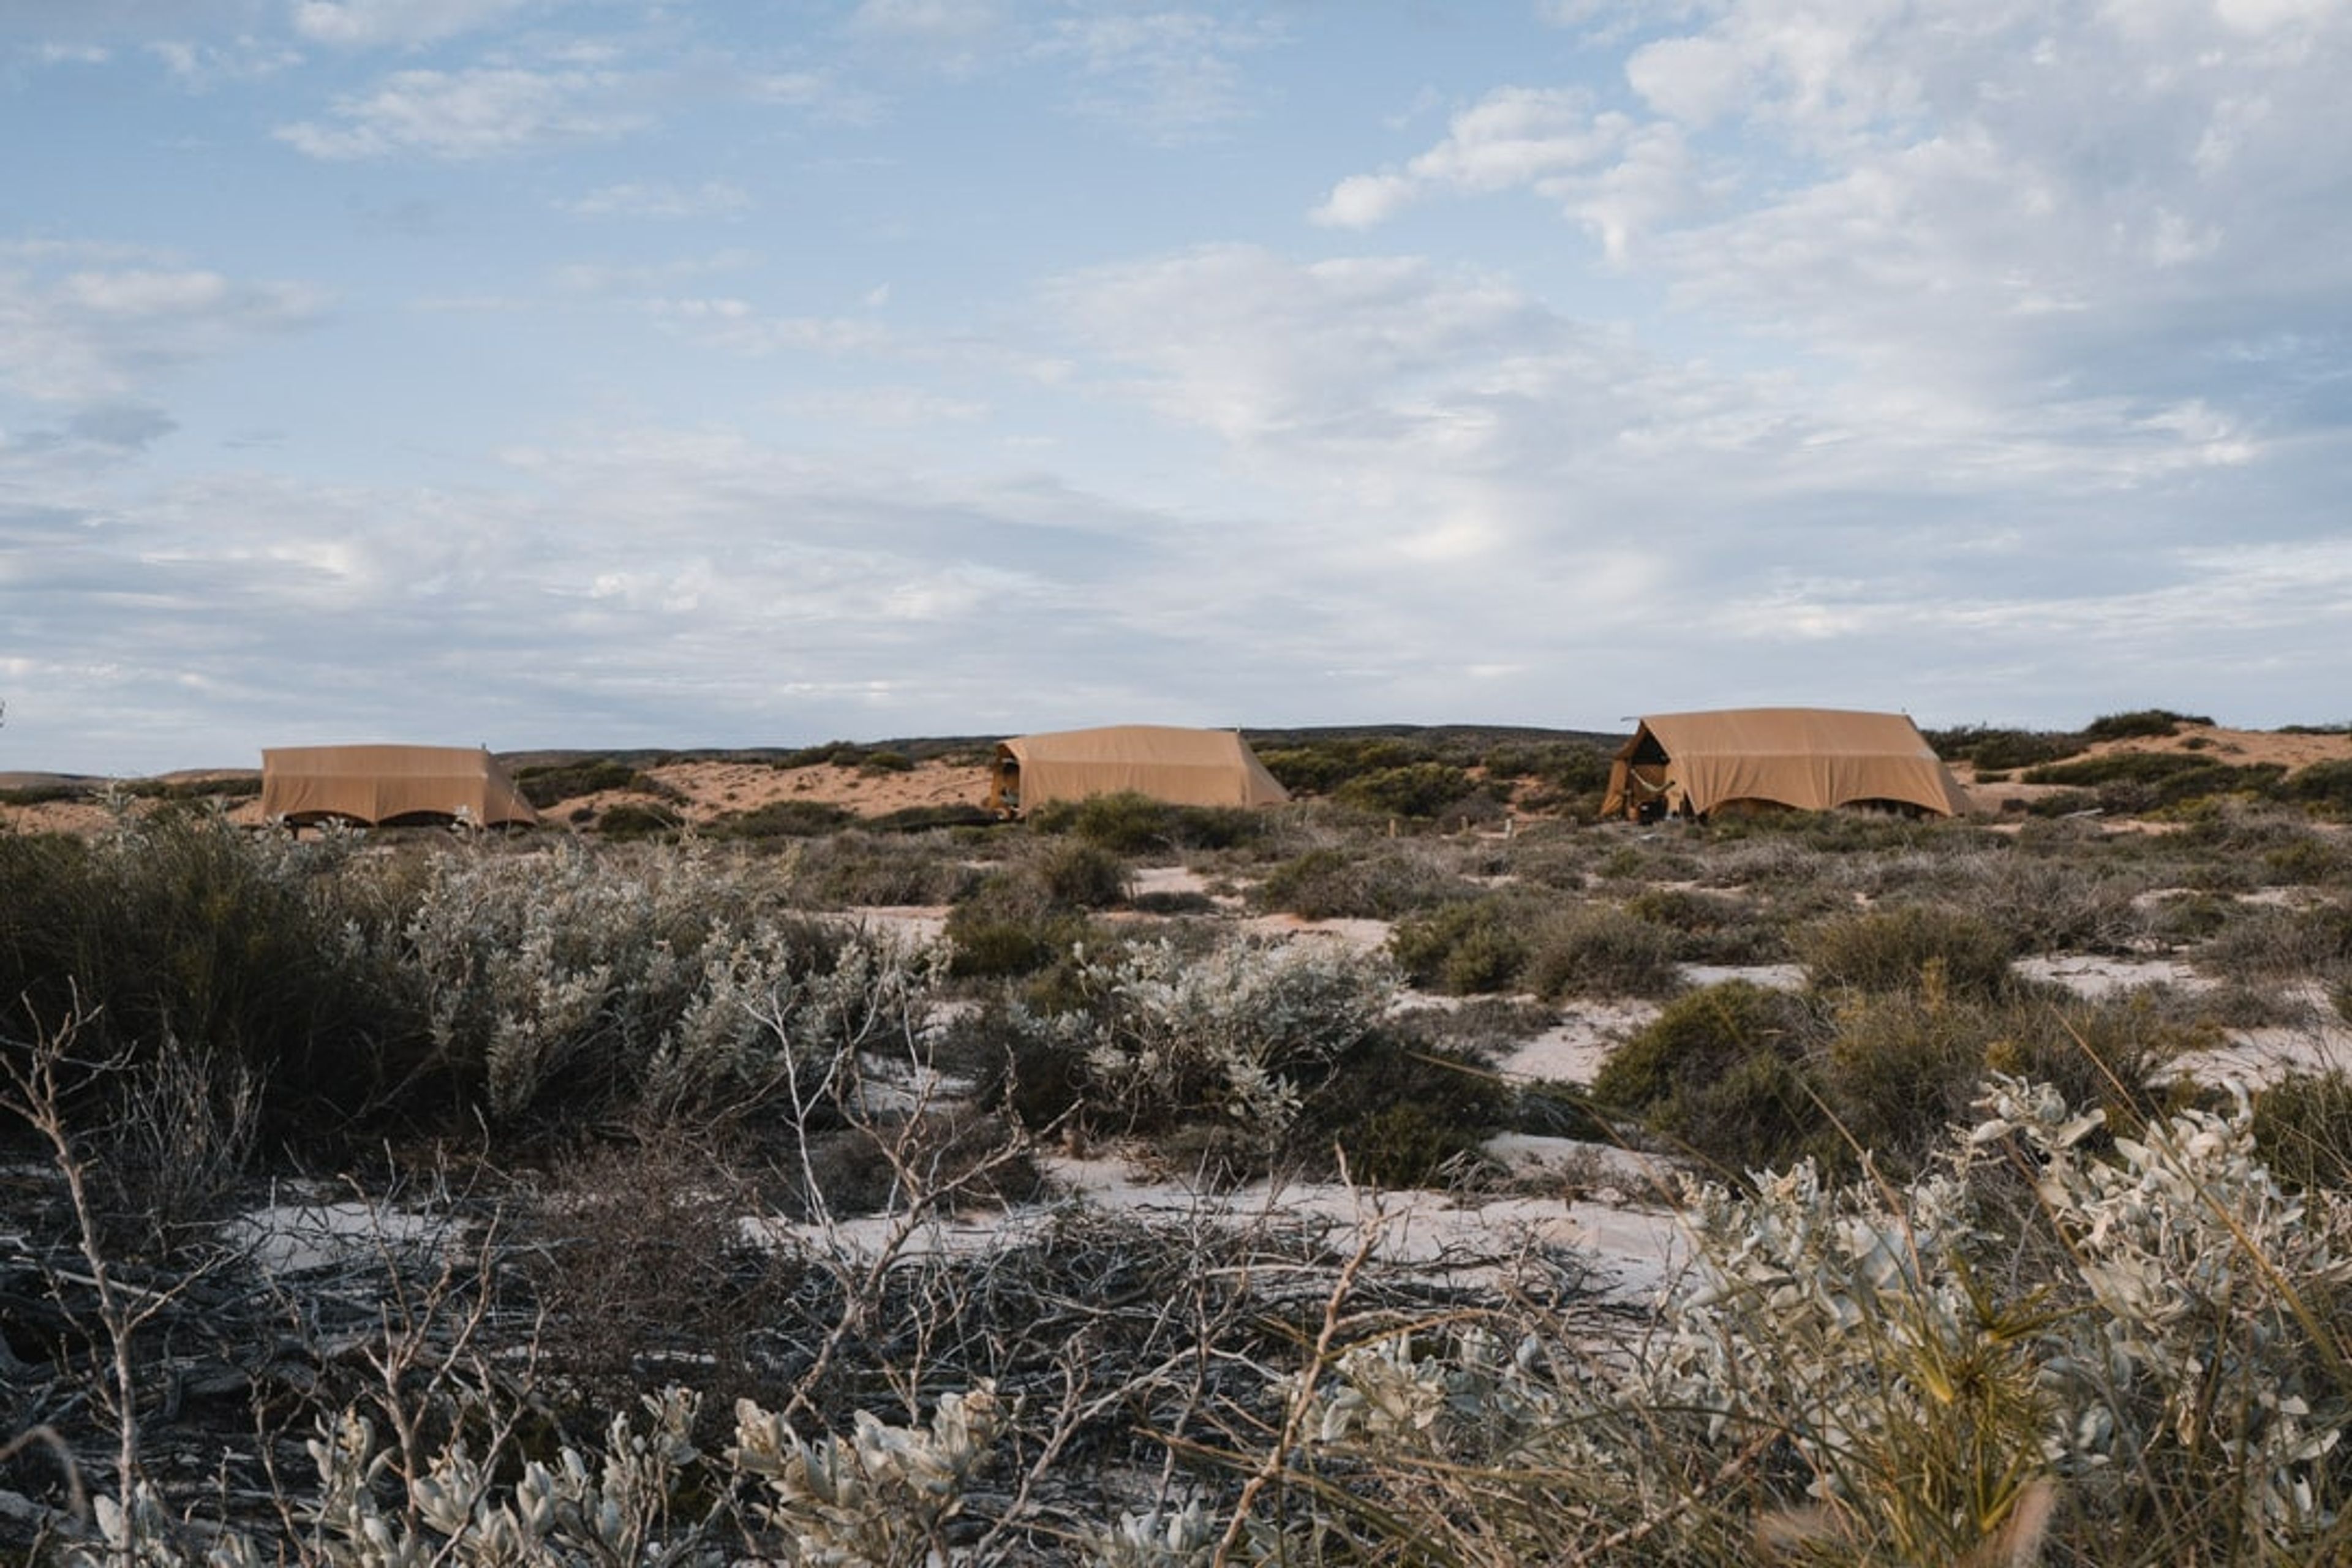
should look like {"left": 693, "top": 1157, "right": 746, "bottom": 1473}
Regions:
{"left": 766, "top": 386, "right": 990, "bottom": 426}
{"left": 643, "top": 298, "right": 896, "bottom": 357}
{"left": 552, "top": 249, "right": 759, "bottom": 294}
{"left": 289, "top": 0, "right": 535, "bottom": 49}
{"left": 559, "top": 180, "right": 753, "bottom": 219}
{"left": 0, "top": 251, "right": 326, "bottom": 404}
{"left": 1035, "top": 9, "right": 1287, "bottom": 143}
{"left": 146, "top": 36, "right": 300, "bottom": 85}
{"left": 1624, "top": 32, "right": 1746, "bottom": 126}
{"left": 274, "top": 67, "right": 645, "bottom": 160}
{"left": 848, "top": 0, "right": 1005, "bottom": 47}
{"left": 1311, "top": 88, "right": 1659, "bottom": 238}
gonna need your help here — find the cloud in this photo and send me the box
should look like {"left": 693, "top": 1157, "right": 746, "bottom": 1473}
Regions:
{"left": 552, "top": 249, "right": 759, "bottom": 295}
{"left": 0, "top": 429, "right": 1220, "bottom": 770}
{"left": 765, "top": 386, "right": 991, "bottom": 426}
{"left": 146, "top": 35, "right": 300, "bottom": 86}
{"left": 559, "top": 180, "right": 753, "bottom": 220}
{"left": 845, "top": 0, "right": 1009, "bottom": 70}
{"left": 0, "top": 248, "right": 326, "bottom": 404}
{"left": 1310, "top": 86, "right": 1678, "bottom": 253}
{"left": 1035, "top": 8, "right": 1287, "bottom": 144}
{"left": 289, "top": 0, "right": 536, "bottom": 49}
{"left": 642, "top": 298, "right": 897, "bottom": 356}
{"left": 1306, "top": 1, "right": 2352, "bottom": 452}
{"left": 1039, "top": 235, "right": 2352, "bottom": 731}
{"left": 67, "top": 403, "right": 178, "bottom": 449}
{"left": 274, "top": 66, "right": 646, "bottom": 159}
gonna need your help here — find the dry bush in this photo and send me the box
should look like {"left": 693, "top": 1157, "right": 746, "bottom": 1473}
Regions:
{"left": 1591, "top": 981, "right": 1833, "bottom": 1175}
{"left": 1523, "top": 903, "right": 1685, "bottom": 999}
{"left": 89, "top": 1033, "right": 260, "bottom": 1260}
{"left": 1387, "top": 894, "right": 1534, "bottom": 993}
{"left": 1250, "top": 844, "right": 1475, "bottom": 919}
{"left": 1799, "top": 903, "right": 2019, "bottom": 1000}
{"left": 2198, "top": 899, "right": 2352, "bottom": 983}
{"left": 518, "top": 1127, "right": 792, "bottom": 1418}
{"left": 2253, "top": 1069, "right": 2352, "bottom": 1190}
{"left": 1033, "top": 839, "right": 1131, "bottom": 909}
{"left": 786, "top": 829, "right": 984, "bottom": 907}
{"left": 1622, "top": 884, "right": 1790, "bottom": 964}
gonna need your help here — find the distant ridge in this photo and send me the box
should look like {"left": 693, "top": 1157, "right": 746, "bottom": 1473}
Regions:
{"left": 499, "top": 723, "right": 1632, "bottom": 774}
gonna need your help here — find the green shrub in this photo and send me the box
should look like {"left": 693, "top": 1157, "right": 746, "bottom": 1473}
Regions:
{"left": 2250, "top": 1070, "right": 2352, "bottom": 1190}
{"left": 1623, "top": 885, "right": 1789, "bottom": 963}
{"left": 866, "top": 803, "right": 998, "bottom": 834}
{"left": 712, "top": 798, "right": 855, "bottom": 839}
{"left": 0, "top": 781, "right": 89, "bottom": 805}
{"left": 1036, "top": 839, "right": 1129, "bottom": 909}
{"left": 1523, "top": 905, "right": 1683, "bottom": 1000}
{"left": 1981, "top": 995, "right": 2195, "bottom": 1141}
{"left": 0, "top": 816, "right": 424, "bottom": 1149}
{"left": 2261, "top": 835, "right": 2352, "bottom": 885}
{"left": 2281, "top": 760, "right": 2352, "bottom": 818}
{"left": 514, "top": 757, "right": 644, "bottom": 809}
{"left": 2083, "top": 707, "right": 2212, "bottom": 741}
{"left": 1256, "top": 746, "right": 1354, "bottom": 794}
{"left": 1255, "top": 736, "right": 1447, "bottom": 796}
{"left": 1310, "top": 1032, "right": 1509, "bottom": 1188}
{"left": 2025, "top": 788, "right": 2103, "bottom": 818}
{"left": 943, "top": 875, "right": 1096, "bottom": 978}
{"left": 126, "top": 774, "right": 263, "bottom": 801}
{"left": 2021, "top": 751, "right": 2283, "bottom": 813}
{"left": 1591, "top": 982, "right": 1830, "bottom": 1175}
{"left": 859, "top": 750, "right": 913, "bottom": 773}
{"left": 1389, "top": 897, "right": 1531, "bottom": 994}
{"left": 1800, "top": 905, "right": 2016, "bottom": 999}
{"left": 594, "top": 801, "right": 685, "bottom": 841}
{"left": 1028, "top": 791, "right": 1264, "bottom": 852}
{"left": 1336, "top": 763, "right": 1477, "bottom": 820}
{"left": 790, "top": 832, "right": 982, "bottom": 907}
{"left": 1253, "top": 848, "right": 1472, "bottom": 920}
{"left": 1822, "top": 984, "right": 2003, "bottom": 1176}
{"left": 1923, "top": 725, "right": 2085, "bottom": 770}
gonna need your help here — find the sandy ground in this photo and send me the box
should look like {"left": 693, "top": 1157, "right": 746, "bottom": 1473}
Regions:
{"left": 740, "top": 1152, "right": 1691, "bottom": 1305}
{"left": 558, "top": 758, "right": 992, "bottom": 825}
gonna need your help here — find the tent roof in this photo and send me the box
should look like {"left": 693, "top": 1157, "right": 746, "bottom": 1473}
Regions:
{"left": 260, "top": 744, "right": 539, "bottom": 826}
{"left": 1608, "top": 708, "right": 1967, "bottom": 818}
{"left": 993, "top": 725, "right": 1289, "bottom": 810}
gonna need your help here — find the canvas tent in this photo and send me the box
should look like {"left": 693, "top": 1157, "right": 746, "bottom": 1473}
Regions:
{"left": 1602, "top": 709, "right": 1969, "bottom": 821}
{"left": 989, "top": 725, "right": 1290, "bottom": 814}
{"left": 261, "top": 745, "right": 540, "bottom": 827}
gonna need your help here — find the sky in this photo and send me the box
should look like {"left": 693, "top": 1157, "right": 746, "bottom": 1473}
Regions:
{"left": 4, "top": 0, "right": 2350, "bottom": 774}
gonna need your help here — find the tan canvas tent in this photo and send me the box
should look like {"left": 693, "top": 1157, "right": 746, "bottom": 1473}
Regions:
{"left": 261, "top": 745, "right": 540, "bottom": 827}
{"left": 989, "top": 726, "right": 1290, "bottom": 814}
{"left": 1602, "top": 709, "right": 1969, "bottom": 821}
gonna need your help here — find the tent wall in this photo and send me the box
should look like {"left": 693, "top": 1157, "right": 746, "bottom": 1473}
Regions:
{"left": 990, "top": 726, "right": 1289, "bottom": 813}
{"left": 1602, "top": 709, "right": 1967, "bottom": 819}
{"left": 261, "top": 745, "right": 539, "bottom": 827}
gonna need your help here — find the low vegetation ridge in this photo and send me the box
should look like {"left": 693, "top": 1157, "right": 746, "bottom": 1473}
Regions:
{"left": 3, "top": 707, "right": 2352, "bottom": 1564}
